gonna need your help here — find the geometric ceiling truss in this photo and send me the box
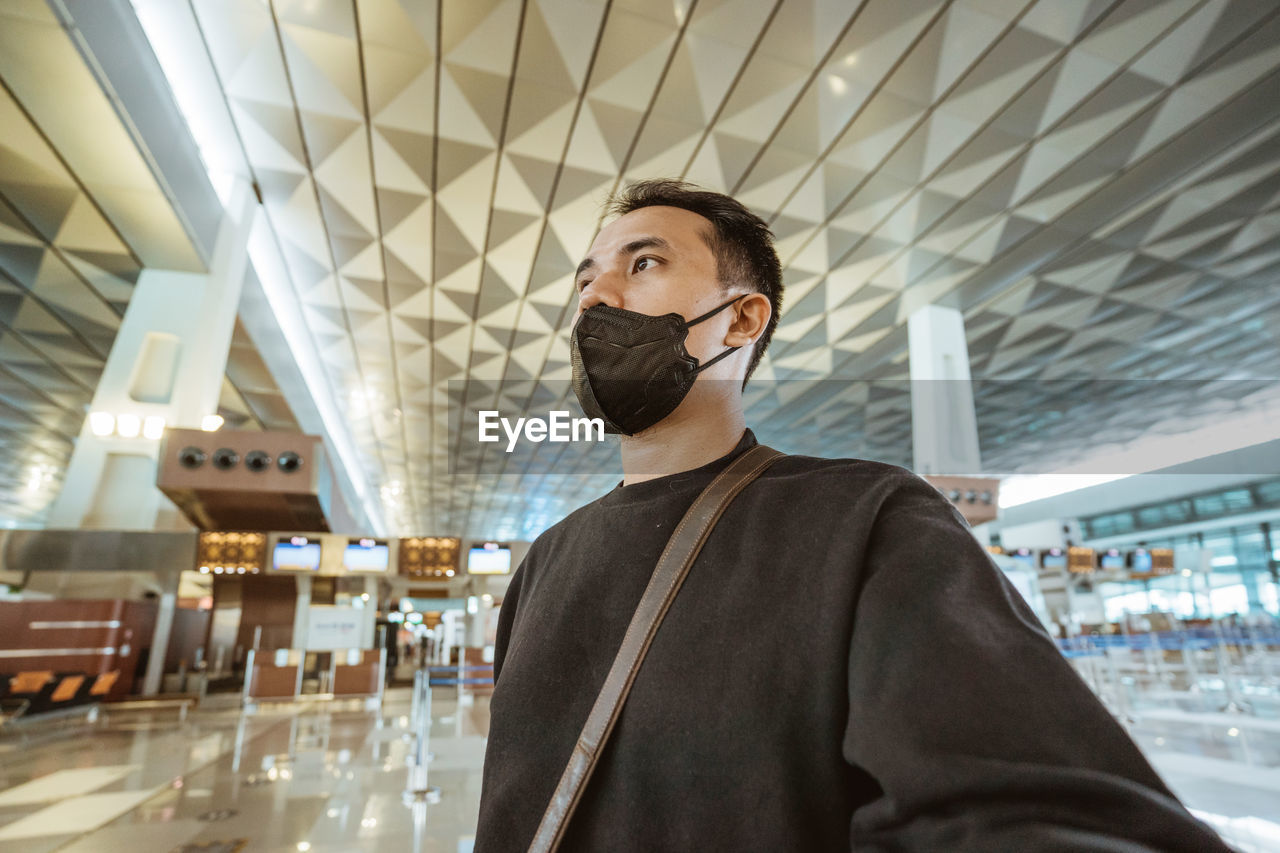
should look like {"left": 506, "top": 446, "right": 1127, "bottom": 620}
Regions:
{"left": 186, "top": 0, "right": 1280, "bottom": 539}
{"left": 0, "top": 0, "right": 212, "bottom": 525}
{"left": 0, "top": 2, "right": 302, "bottom": 527}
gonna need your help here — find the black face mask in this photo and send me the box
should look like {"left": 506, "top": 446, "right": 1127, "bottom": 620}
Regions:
{"left": 571, "top": 295, "right": 743, "bottom": 436}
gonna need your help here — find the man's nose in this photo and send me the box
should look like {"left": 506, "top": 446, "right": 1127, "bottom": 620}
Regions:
{"left": 576, "top": 271, "right": 624, "bottom": 314}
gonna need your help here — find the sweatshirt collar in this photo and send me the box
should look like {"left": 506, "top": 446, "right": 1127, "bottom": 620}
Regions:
{"left": 598, "top": 429, "right": 758, "bottom": 508}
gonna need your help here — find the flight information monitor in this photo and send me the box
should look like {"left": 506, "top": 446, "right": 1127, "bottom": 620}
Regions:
{"left": 468, "top": 542, "right": 511, "bottom": 574}
{"left": 1130, "top": 549, "right": 1153, "bottom": 572}
{"left": 344, "top": 538, "right": 389, "bottom": 572}
{"left": 273, "top": 536, "right": 322, "bottom": 571}
{"left": 1099, "top": 548, "right": 1125, "bottom": 570}
{"left": 1040, "top": 548, "right": 1066, "bottom": 570}
{"left": 1008, "top": 547, "right": 1036, "bottom": 571}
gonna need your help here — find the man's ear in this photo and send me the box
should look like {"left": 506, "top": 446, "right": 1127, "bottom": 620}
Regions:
{"left": 724, "top": 292, "right": 771, "bottom": 347}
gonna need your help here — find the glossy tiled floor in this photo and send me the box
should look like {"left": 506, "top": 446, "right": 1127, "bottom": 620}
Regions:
{"left": 0, "top": 688, "right": 488, "bottom": 853}
{"left": 2, "top": 683, "right": 1280, "bottom": 851}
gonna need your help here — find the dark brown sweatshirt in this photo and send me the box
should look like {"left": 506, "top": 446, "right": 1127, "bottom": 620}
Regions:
{"left": 475, "top": 430, "right": 1228, "bottom": 852}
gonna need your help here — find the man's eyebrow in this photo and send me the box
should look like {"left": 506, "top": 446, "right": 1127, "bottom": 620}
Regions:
{"left": 575, "top": 236, "right": 673, "bottom": 280}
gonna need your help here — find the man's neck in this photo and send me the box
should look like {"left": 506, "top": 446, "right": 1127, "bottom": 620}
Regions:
{"left": 619, "top": 403, "right": 746, "bottom": 486}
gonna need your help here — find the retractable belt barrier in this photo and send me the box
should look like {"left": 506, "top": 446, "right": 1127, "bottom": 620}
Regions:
{"left": 424, "top": 664, "right": 494, "bottom": 687}
{"left": 1055, "top": 627, "right": 1280, "bottom": 655}
{"left": 1055, "top": 624, "right": 1280, "bottom": 719}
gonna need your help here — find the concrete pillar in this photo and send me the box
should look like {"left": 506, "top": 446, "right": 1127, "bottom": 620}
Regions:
{"left": 465, "top": 594, "right": 491, "bottom": 648}
{"left": 907, "top": 303, "right": 982, "bottom": 476}
{"left": 142, "top": 571, "right": 179, "bottom": 696}
{"left": 291, "top": 574, "right": 312, "bottom": 651}
{"left": 47, "top": 180, "right": 258, "bottom": 529}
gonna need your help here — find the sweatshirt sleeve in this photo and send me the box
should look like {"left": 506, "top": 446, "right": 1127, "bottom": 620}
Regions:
{"left": 843, "top": 473, "right": 1230, "bottom": 851}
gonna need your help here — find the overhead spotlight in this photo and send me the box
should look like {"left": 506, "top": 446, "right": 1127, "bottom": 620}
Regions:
{"left": 947, "top": 489, "right": 961, "bottom": 501}
{"left": 143, "top": 416, "right": 166, "bottom": 440}
{"left": 277, "top": 451, "right": 303, "bottom": 473}
{"left": 89, "top": 412, "right": 115, "bottom": 436}
{"left": 245, "top": 450, "right": 272, "bottom": 472}
{"left": 201, "top": 414, "right": 224, "bottom": 432}
{"left": 212, "top": 448, "right": 239, "bottom": 470}
{"left": 116, "top": 414, "right": 141, "bottom": 438}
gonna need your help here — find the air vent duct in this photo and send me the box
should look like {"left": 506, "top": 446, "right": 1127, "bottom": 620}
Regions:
{"left": 157, "top": 428, "right": 330, "bottom": 531}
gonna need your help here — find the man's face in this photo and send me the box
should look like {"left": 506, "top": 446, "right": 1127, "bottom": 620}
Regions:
{"left": 573, "top": 205, "right": 732, "bottom": 364}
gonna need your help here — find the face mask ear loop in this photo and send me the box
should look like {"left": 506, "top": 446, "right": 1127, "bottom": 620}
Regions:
{"left": 690, "top": 344, "right": 741, "bottom": 375}
{"left": 682, "top": 294, "right": 745, "bottom": 329}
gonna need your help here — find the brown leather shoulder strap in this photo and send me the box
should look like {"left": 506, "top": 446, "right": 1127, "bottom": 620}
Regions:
{"left": 529, "top": 443, "right": 785, "bottom": 853}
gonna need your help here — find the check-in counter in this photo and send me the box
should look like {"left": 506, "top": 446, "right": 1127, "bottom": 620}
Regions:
{"left": 331, "top": 648, "right": 385, "bottom": 697}
{"left": 244, "top": 649, "right": 303, "bottom": 702}
{"left": 242, "top": 648, "right": 385, "bottom": 705}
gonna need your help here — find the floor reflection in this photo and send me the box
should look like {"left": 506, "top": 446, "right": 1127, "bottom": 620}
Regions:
{"left": 0, "top": 682, "right": 1276, "bottom": 851}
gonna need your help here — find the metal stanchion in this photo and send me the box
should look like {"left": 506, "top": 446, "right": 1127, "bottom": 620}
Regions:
{"left": 1083, "top": 639, "right": 1105, "bottom": 700}
{"left": 1244, "top": 620, "right": 1276, "bottom": 688}
{"left": 1211, "top": 618, "right": 1252, "bottom": 714}
{"left": 409, "top": 669, "right": 425, "bottom": 732}
{"left": 241, "top": 649, "right": 256, "bottom": 710}
{"left": 404, "top": 672, "right": 439, "bottom": 803}
{"left": 1103, "top": 639, "right": 1135, "bottom": 726}
{"left": 1179, "top": 629, "right": 1206, "bottom": 707}
{"left": 1148, "top": 631, "right": 1172, "bottom": 689}
{"left": 375, "top": 648, "right": 387, "bottom": 712}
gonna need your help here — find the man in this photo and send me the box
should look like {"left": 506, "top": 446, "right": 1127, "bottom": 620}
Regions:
{"left": 475, "top": 180, "right": 1227, "bottom": 851}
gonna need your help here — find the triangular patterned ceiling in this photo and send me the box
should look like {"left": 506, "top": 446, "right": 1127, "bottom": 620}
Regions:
{"left": 172, "top": 0, "right": 1280, "bottom": 540}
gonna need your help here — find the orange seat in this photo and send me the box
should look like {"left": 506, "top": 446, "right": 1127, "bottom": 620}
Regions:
{"left": 50, "top": 675, "right": 85, "bottom": 703}
{"left": 89, "top": 671, "right": 119, "bottom": 696}
{"left": 11, "top": 671, "right": 54, "bottom": 694}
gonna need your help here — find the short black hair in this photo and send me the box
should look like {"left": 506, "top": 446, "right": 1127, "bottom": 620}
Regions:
{"left": 605, "top": 179, "right": 783, "bottom": 385}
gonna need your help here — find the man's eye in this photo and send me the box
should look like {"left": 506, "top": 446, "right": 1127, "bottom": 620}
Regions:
{"left": 634, "top": 257, "right": 657, "bottom": 272}
{"left": 576, "top": 278, "right": 592, "bottom": 292}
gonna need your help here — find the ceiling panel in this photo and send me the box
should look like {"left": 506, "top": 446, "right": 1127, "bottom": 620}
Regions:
{"left": 168, "top": 0, "right": 1280, "bottom": 539}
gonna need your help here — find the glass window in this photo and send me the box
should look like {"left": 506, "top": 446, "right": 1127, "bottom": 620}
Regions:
{"left": 1233, "top": 528, "right": 1268, "bottom": 571}
{"left": 1254, "top": 479, "right": 1280, "bottom": 506}
{"left": 1086, "top": 513, "right": 1135, "bottom": 538}
{"left": 1208, "top": 584, "right": 1248, "bottom": 616}
{"left": 1261, "top": 580, "right": 1279, "bottom": 616}
{"left": 1192, "top": 494, "right": 1227, "bottom": 517}
{"left": 1148, "top": 588, "right": 1195, "bottom": 618}
{"left": 1221, "top": 489, "right": 1255, "bottom": 513}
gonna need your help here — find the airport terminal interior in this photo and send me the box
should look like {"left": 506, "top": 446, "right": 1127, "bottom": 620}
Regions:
{"left": 1, "top": 0, "right": 1279, "bottom": 850}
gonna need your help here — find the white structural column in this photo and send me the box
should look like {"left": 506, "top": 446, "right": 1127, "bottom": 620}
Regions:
{"left": 45, "top": 181, "right": 256, "bottom": 697}
{"left": 291, "top": 575, "right": 312, "bottom": 651}
{"left": 465, "top": 594, "right": 492, "bottom": 648}
{"left": 907, "top": 303, "right": 982, "bottom": 476}
{"left": 143, "top": 570, "right": 180, "bottom": 696}
{"left": 47, "top": 181, "right": 257, "bottom": 529}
